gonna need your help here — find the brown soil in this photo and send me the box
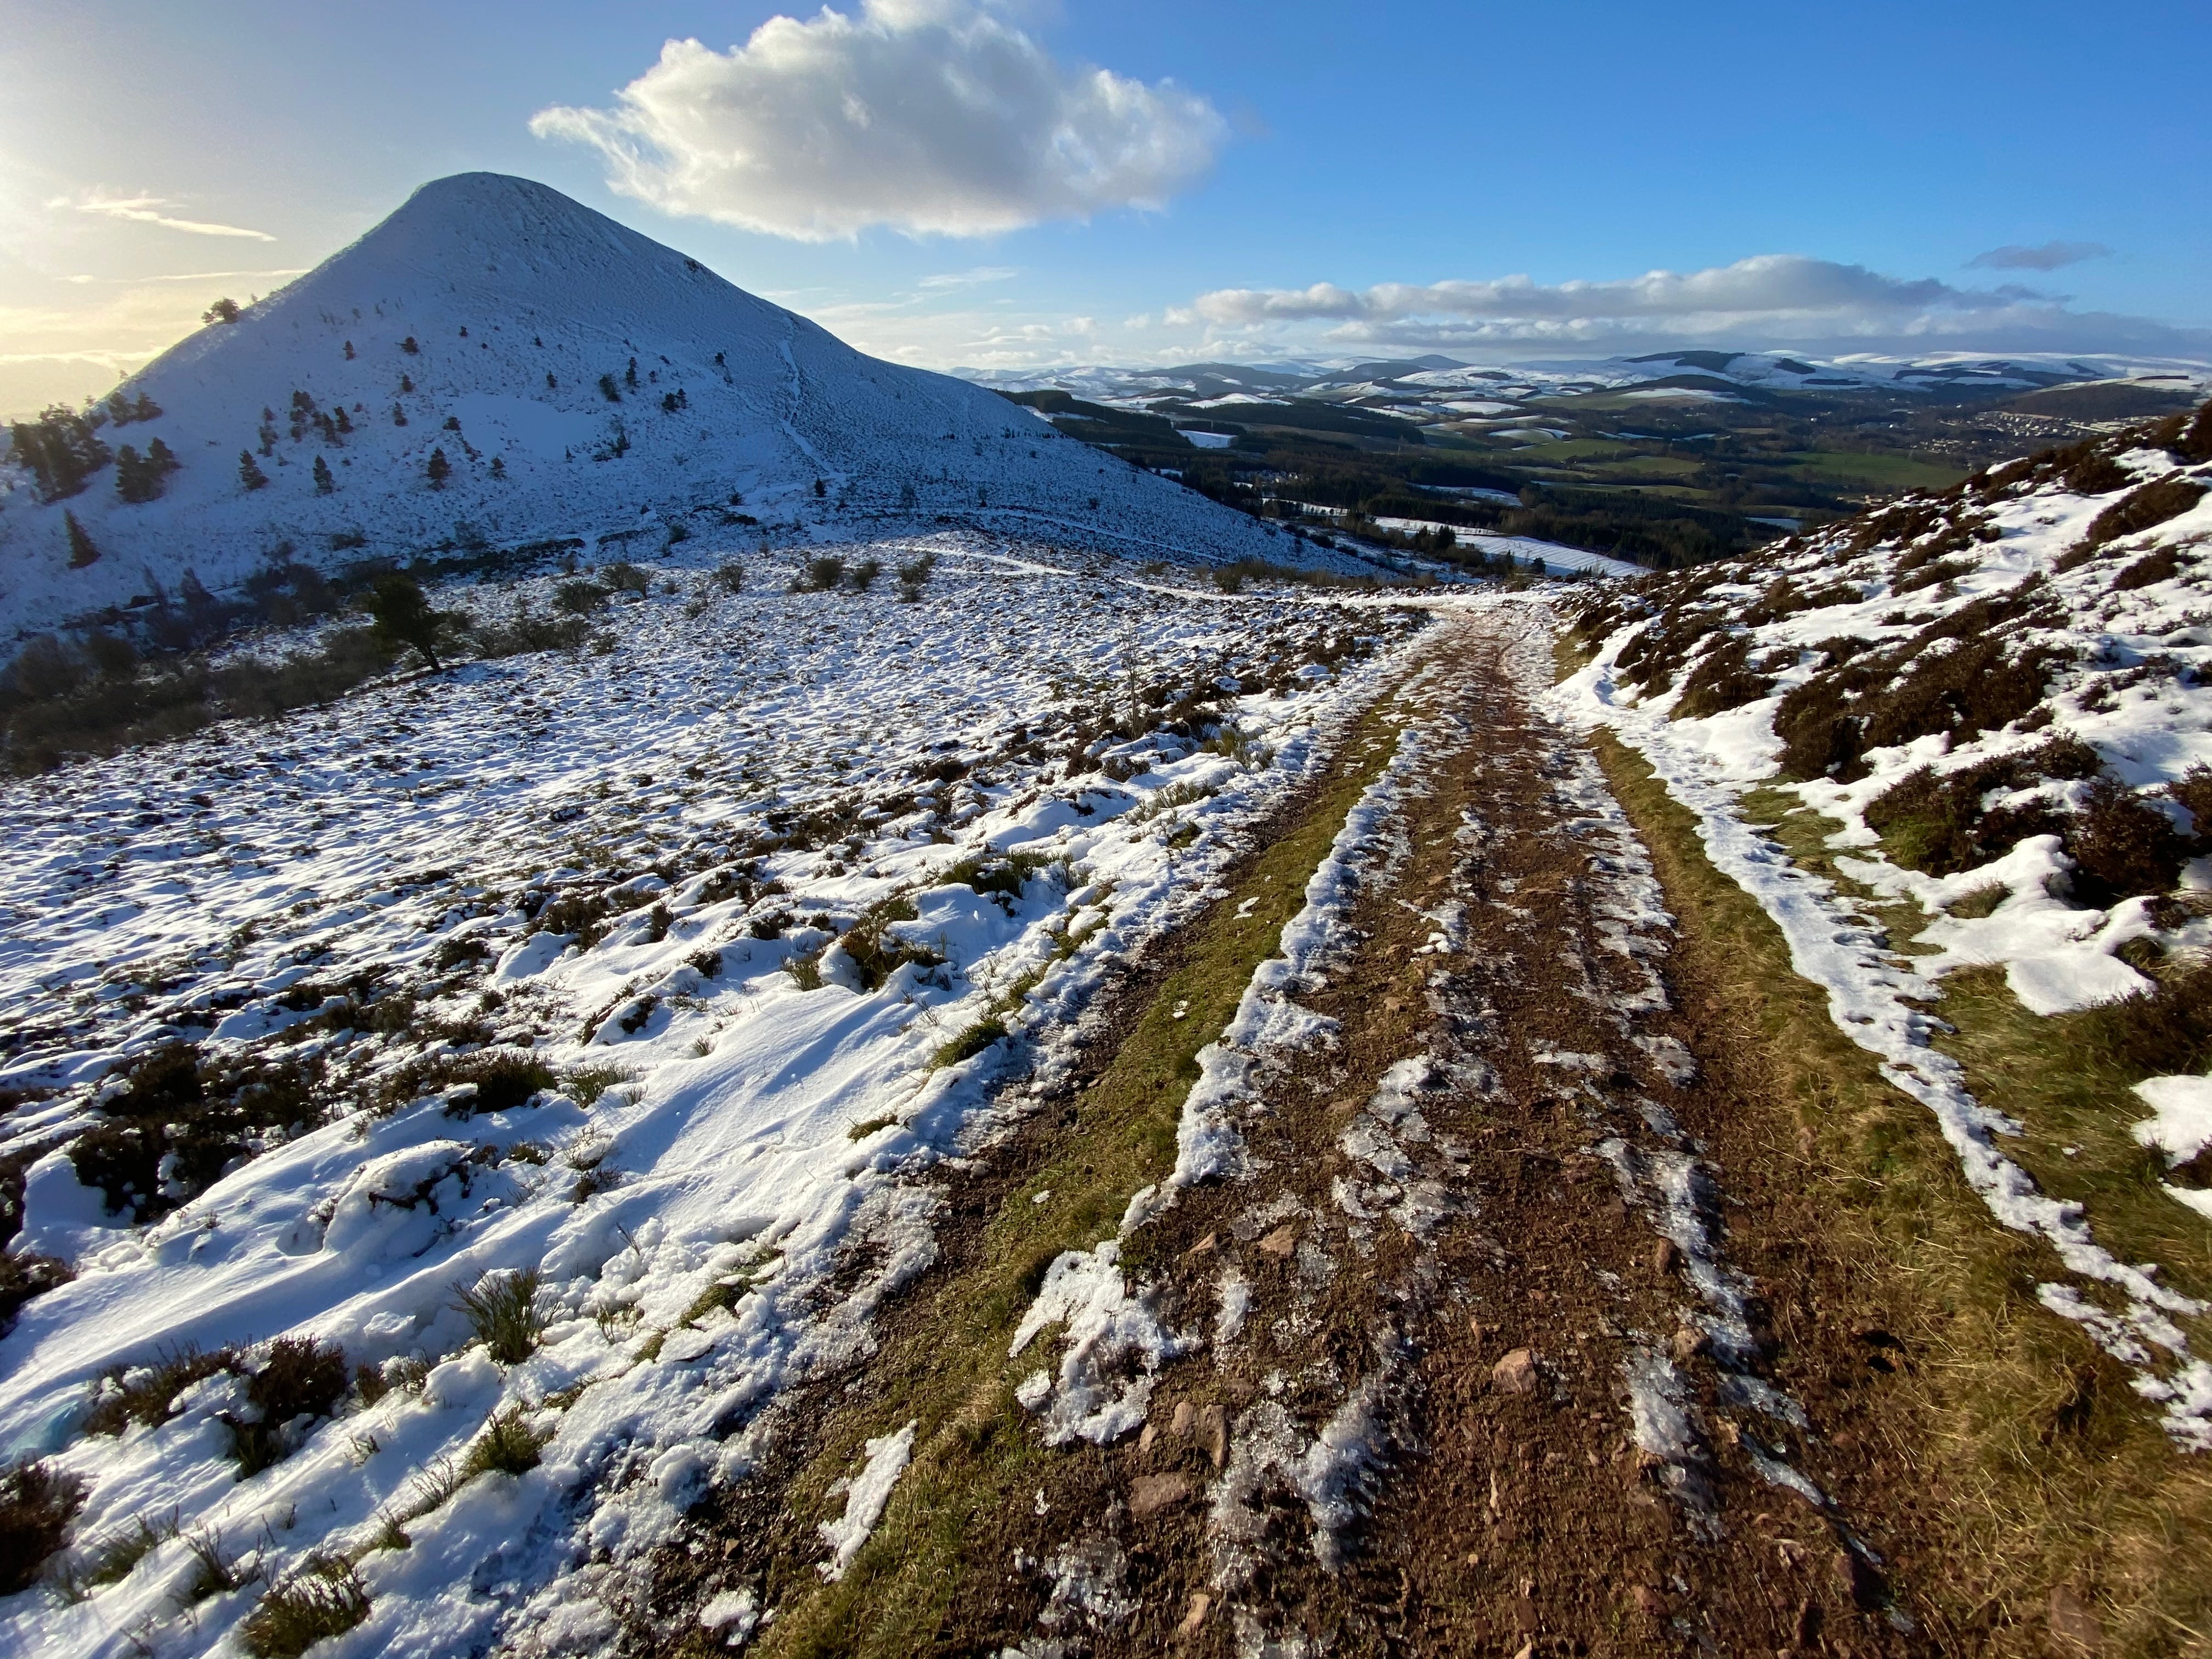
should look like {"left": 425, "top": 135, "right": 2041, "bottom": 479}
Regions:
{"left": 639, "top": 612, "right": 1961, "bottom": 1657}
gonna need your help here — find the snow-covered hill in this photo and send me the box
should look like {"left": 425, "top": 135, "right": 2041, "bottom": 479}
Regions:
{"left": 1560, "top": 400, "right": 2212, "bottom": 1009}
{"left": 0, "top": 174, "right": 1298, "bottom": 642}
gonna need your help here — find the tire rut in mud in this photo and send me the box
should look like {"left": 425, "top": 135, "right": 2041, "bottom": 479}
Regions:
{"left": 961, "top": 613, "right": 1933, "bottom": 1658}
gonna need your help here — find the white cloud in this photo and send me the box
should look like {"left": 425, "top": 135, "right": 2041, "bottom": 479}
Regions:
{"left": 530, "top": 0, "right": 1225, "bottom": 240}
{"left": 56, "top": 193, "right": 275, "bottom": 241}
{"left": 918, "top": 264, "right": 1020, "bottom": 289}
{"left": 1186, "top": 255, "right": 2207, "bottom": 356}
{"left": 1968, "top": 240, "right": 2111, "bottom": 272}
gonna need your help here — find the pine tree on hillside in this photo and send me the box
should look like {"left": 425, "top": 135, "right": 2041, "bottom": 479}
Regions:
{"left": 203, "top": 297, "right": 240, "bottom": 325}
{"left": 426, "top": 448, "right": 450, "bottom": 489}
{"left": 344, "top": 340, "right": 356, "bottom": 359}
{"left": 115, "top": 444, "right": 156, "bottom": 503}
{"left": 313, "top": 455, "right": 335, "bottom": 494}
{"left": 392, "top": 405, "right": 408, "bottom": 427}
{"left": 148, "top": 437, "right": 178, "bottom": 477}
{"left": 335, "top": 407, "right": 353, "bottom": 435}
{"left": 239, "top": 450, "right": 269, "bottom": 491}
{"left": 400, "top": 336, "right": 419, "bottom": 354}
{"left": 546, "top": 373, "right": 557, "bottom": 391}
{"left": 488, "top": 456, "right": 506, "bottom": 479}
{"left": 8, "top": 406, "right": 112, "bottom": 500}
{"left": 399, "top": 374, "right": 413, "bottom": 394}
{"left": 625, "top": 357, "right": 639, "bottom": 389}
{"left": 599, "top": 374, "right": 620, "bottom": 403}
{"left": 64, "top": 510, "right": 100, "bottom": 568}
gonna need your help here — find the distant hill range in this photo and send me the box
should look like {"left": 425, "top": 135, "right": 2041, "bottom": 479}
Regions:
{"left": 0, "top": 174, "right": 1293, "bottom": 642}
{"left": 963, "top": 349, "right": 2212, "bottom": 572}
{"left": 967, "top": 348, "right": 2212, "bottom": 425}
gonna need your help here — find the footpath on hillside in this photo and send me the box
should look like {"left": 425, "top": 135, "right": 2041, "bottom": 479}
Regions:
{"left": 636, "top": 608, "right": 1942, "bottom": 1658}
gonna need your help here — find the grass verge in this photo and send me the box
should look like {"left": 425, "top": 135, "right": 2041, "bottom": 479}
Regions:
{"left": 1592, "top": 727, "right": 2212, "bottom": 1657}
{"left": 743, "top": 689, "right": 1420, "bottom": 1659}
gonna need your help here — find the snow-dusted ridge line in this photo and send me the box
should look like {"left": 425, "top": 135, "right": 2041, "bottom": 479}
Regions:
{"left": 1548, "top": 449, "right": 2212, "bottom": 1451}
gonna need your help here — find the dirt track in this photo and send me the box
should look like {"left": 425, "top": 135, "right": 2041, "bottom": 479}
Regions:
{"left": 650, "top": 608, "right": 1946, "bottom": 1656}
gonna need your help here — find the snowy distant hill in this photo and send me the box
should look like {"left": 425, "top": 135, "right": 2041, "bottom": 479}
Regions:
{"left": 969, "top": 349, "right": 2212, "bottom": 410}
{"left": 0, "top": 174, "right": 1294, "bottom": 641}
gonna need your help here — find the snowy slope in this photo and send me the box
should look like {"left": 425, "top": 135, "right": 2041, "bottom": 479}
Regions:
{"left": 0, "top": 540, "right": 1425, "bottom": 1650}
{"left": 1552, "top": 402, "right": 2212, "bottom": 1442}
{"left": 0, "top": 175, "right": 1299, "bottom": 641}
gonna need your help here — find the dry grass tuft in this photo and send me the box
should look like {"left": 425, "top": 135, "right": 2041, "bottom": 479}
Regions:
{"left": 239, "top": 1557, "right": 370, "bottom": 1657}
{"left": 454, "top": 1268, "right": 544, "bottom": 1364}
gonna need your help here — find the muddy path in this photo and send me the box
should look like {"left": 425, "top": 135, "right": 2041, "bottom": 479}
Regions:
{"left": 636, "top": 607, "right": 1945, "bottom": 1657}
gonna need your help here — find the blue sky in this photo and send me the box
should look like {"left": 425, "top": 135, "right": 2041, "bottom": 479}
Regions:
{"left": 4, "top": 0, "right": 2208, "bottom": 414}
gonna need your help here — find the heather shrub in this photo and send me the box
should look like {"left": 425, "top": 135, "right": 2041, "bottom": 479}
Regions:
{"left": 2067, "top": 778, "right": 2189, "bottom": 907}
{"left": 0, "top": 1459, "right": 86, "bottom": 1594}
{"left": 2082, "top": 476, "right": 2206, "bottom": 550}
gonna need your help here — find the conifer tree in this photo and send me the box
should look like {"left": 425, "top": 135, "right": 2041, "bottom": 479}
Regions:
{"left": 400, "top": 336, "right": 419, "bottom": 354}
{"left": 148, "top": 437, "right": 178, "bottom": 477}
{"left": 392, "top": 405, "right": 408, "bottom": 427}
{"left": 239, "top": 450, "right": 269, "bottom": 490}
{"left": 313, "top": 454, "right": 335, "bottom": 494}
{"left": 546, "top": 373, "right": 557, "bottom": 391}
{"left": 344, "top": 340, "right": 356, "bottom": 359}
{"left": 625, "top": 357, "right": 639, "bottom": 389}
{"left": 64, "top": 510, "right": 100, "bottom": 567}
{"left": 426, "top": 448, "right": 450, "bottom": 489}
{"left": 489, "top": 456, "right": 506, "bottom": 479}
{"left": 599, "top": 374, "right": 620, "bottom": 403}
{"left": 8, "top": 405, "right": 111, "bottom": 500}
{"left": 203, "top": 297, "right": 240, "bottom": 325}
{"left": 115, "top": 444, "right": 151, "bottom": 503}
{"left": 335, "top": 407, "right": 353, "bottom": 435}
{"left": 399, "top": 374, "right": 414, "bottom": 394}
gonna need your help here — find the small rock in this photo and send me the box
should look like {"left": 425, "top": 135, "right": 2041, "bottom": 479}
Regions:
{"left": 1652, "top": 1238, "right": 1683, "bottom": 1276}
{"left": 2047, "top": 1584, "right": 2104, "bottom": 1650}
{"left": 1469, "top": 1318, "right": 1487, "bottom": 1347}
{"left": 1128, "top": 1472, "right": 1195, "bottom": 1519}
{"left": 1170, "top": 1400, "right": 1195, "bottom": 1436}
{"left": 1185, "top": 1232, "right": 1218, "bottom": 1257}
{"left": 1200, "top": 1403, "right": 1229, "bottom": 1469}
{"left": 1257, "top": 1224, "right": 1297, "bottom": 1257}
{"left": 1176, "top": 1592, "right": 1213, "bottom": 1638}
{"left": 1138, "top": 1423, "right": 1156, "bottom": 1455}
{"left": 1671, "top": 1325, "right": 1709, "bottom": 1364}
{"left": 1833, "top": 1549, "right": 1883, "bottom": 1610}
{"left": 1630, "top": 1584, "right": 1666, "bottom": 1616}
{"left": 1490, "top": 1348, "right": 1539, "bottom": 1395}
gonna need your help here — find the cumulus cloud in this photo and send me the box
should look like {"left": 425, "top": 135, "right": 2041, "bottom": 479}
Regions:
{"left": 55, "top": 193, "right": 274, "bottom": 241}
{"left": 1185, "top": 254, "right": 2205, "bottom": 356}
{"left": 531, "top": 0, "right": 1226, "bottom": 240}
{"left": 1968, "top": 239, "right": 2111, "bottom": 271}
